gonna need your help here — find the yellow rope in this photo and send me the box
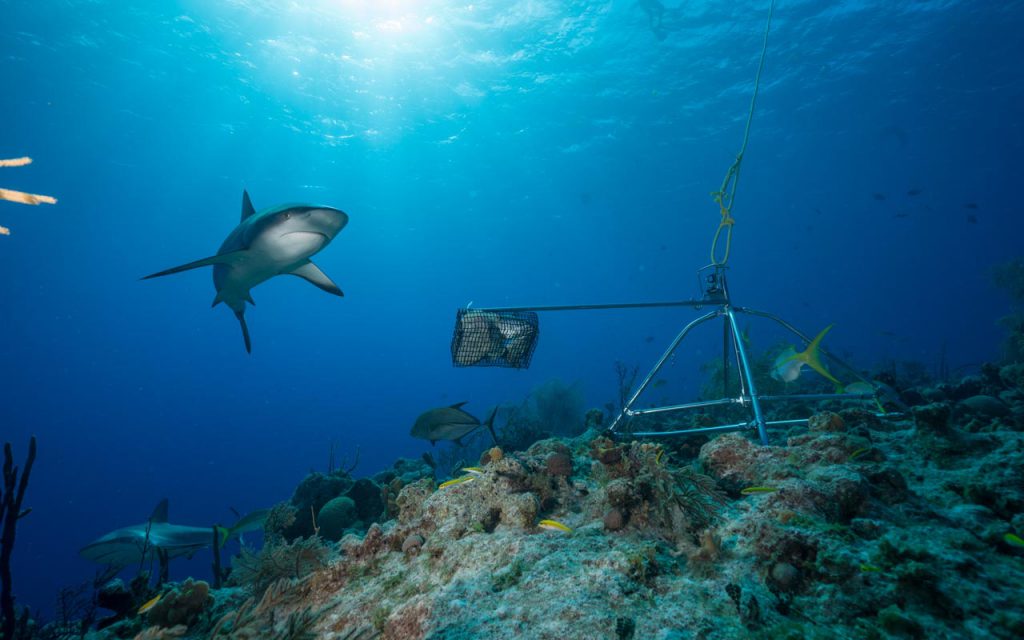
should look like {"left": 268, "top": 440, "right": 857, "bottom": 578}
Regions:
{"left": 710, "top": 0, "right": 776, "bottom": 266}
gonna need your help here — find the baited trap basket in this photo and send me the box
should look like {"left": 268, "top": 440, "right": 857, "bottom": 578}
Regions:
{"left": 450, "top": 308, "right": 540, "bottom": 369}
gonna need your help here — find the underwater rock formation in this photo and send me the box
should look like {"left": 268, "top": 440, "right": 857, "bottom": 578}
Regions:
{"left": 239, "top": 398, "right": 1019, "bottom": 638}
{"left": 319, "top": 496, "right": 358, "bottom": 542}
{"left": 283, "top": 471, "right": 355, "bottom": 540}
{"left": 144, "top": 579, "right": 213, "bottom": 629}
{"left": 59, "top": 369, "right": 1024, "bottom": 640}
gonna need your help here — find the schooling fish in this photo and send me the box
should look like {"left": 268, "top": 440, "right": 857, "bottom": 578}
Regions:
{"left": 771, "top": 325, "right": 840, "bottom": 385}
{"left": 143, "top": 190, "right": 348, "bottom": 352}
{"left": 411, "top": 403, "right": 499, "bottom": 446}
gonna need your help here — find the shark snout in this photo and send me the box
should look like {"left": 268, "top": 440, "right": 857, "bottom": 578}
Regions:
{"left": 309, "top": 207, "right": 348, "bottom": 237}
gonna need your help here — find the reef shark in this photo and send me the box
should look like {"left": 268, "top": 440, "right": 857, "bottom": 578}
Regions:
{"left": 143, "top": 190, "right": 348, "bottom": 352}
{"left": 79, "top": 499, "right": 267, "bottom": 568}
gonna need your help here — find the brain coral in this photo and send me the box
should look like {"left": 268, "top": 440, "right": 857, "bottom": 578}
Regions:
{"left": 318, "top": 496, "right": 358, "bottom": 541}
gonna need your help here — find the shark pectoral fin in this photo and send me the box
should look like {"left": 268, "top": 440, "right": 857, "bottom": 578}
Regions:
{"left": 288, "top": 261, "right": 343, "bottom": 297}
{"left": 241, "top": 190, "right": 256, "bottom": 221}
{"left": 142, "top": 250, "right": 248, "bottom": 280}
{"left": 235, "top": 310, "right": 252, "bottom": 353}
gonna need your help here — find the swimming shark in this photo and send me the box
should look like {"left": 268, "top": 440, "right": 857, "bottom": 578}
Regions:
{"left": 79, "top": 499, "right": 268, "bottom": 568}
{"left": 143, "top": 190, "right": 348, "bottom": 352}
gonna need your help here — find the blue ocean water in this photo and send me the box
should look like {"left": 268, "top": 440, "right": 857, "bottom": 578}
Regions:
{"left": 1, "top": 0, "right": 1021, "bottom": 619}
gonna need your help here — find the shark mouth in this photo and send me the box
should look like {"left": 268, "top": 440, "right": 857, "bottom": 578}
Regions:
{"left": 280, "top": 231, "right": 329, "bottom": 241}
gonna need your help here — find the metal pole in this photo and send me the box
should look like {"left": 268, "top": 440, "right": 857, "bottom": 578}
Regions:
{"left": 609, "top": 309, "right": 722, "bottom": 432}
{"left": 632, "top": 421, "right": 753, "bottom": 438}
{"left": 721, "top": 318, "right": 730, "bottom": 397}
{"left": 629, "top": 397, "right": 741, "bottom": 416}
{"left": 726, "top": 307, "right": 770, "bottom": 445}
{"left": 757, "top": 393, "right": 873, "bottom": 402}
{"left": 470, "top": 299, "right": 710, "bottom": 314}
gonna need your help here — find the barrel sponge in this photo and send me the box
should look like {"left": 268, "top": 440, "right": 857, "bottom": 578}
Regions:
{"left": 317, "top": 496, "right": 357, "bottom": 541}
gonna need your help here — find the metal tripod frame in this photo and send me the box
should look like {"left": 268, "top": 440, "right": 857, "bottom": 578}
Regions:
{"left": 607, "top": 270, "right": 874, "bottom": 444}
{"left": 463, "top": 265, "right": 879, "bottom": 445}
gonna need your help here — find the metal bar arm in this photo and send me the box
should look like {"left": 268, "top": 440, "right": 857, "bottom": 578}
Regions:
{"left": 470, "top": 299, "right": 713, "bottom": 314}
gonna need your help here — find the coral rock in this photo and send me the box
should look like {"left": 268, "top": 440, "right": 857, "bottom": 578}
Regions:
{"left": 346, "top": 477, "right": 386, "bottom": 523}
{"left": 603, "top": 508, "right": 626, "bottom": 531}
{"left": 96, "top": 579, "right": 132, "bottom": 615}
{"left": 286, "top": 471, "right": 354, "bottom": 539}
{"left": 481, "top": 447, "right": 504, "bottom": 465}
{"left": 545, "top": 452, "right": 573, "bottom": 477}
{"left": 912, "top": 402, "right": 952, "bottom": 434}
{"left": 318, "top": 496, "right": 358, "bottom": 541}
{"left": 770, "top": 562, "right": 800, "bottom": 592}
{"left": 402, "top": 533, "right": 425, "bottom": 556}
{"left": 808, "top": 411, "right": 845, "bottom": 433}
{"left": 699, "top": 433, "right": 790, "bottom": 490}
{"left": 145, "top": 579, "right": 212, "bottom": 629}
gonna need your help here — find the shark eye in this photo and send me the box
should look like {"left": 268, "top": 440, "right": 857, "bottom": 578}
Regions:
{"left": 281, "top": 212, "right": 292, "bottom": 220}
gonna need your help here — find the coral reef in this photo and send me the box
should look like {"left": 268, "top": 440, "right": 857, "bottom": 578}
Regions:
{"left": 229, "top": 537, "right": 333, "bottom": 596}
{"left": 220, "top": 391, "right": 1016, "bottom": 639}
{"left": 35, "top": 360, "right": 1024, "bottom": 640}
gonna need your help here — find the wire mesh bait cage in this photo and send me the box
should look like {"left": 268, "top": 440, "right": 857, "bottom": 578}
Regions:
{"left": 450, "top": 308, "right": 539, "bottom": 369}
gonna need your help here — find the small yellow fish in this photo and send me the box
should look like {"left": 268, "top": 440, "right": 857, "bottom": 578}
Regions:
{"left": 538, "top": 519, "right": 572, "bottom": 533}
{"left": 439, "top": 476, "right": 474, "bottom": 489}
{"left": 1004, "top": 533, "right": 1024, "bottom": 548}
{"left": 138, "top": 594, "right": 162, "bottom": 614}
{"left": 461, "top": 467, "right": 484, "bottom": 476}
{"left": 848, "top": 447, "right": 871, "bottom": 461}
{"left": 859, "top": 564, "right": 881, "bottom": 573}
{"left": 740, "top": 486, "right": 778, "bottom": 495}
{"left": 655, "top": 448, "right": 666, "bottom": 465}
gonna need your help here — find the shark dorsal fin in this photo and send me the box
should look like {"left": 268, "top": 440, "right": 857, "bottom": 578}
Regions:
{"left": 150, "top": 499, "right": 169, "bottom": 524}
{"left": 241, "top": 190, "right": 256, "bottom": 222}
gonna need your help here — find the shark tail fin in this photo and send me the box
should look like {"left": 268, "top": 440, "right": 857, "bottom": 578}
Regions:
{"left": 797, "top": 325, "right": 840, "bottom": 384}
{"left": 235, "top": 310, "right": 252, "bottom": 353}
{"left": 484, "top": 406, "right": 499, "bottom": 446}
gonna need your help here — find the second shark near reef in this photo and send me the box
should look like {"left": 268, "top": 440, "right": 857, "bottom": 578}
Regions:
{"left": 79, "top": 499, "right": 268, "bottom": 568}
{"left": 143, "top": 190, "right": 348, "bottom": 352}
